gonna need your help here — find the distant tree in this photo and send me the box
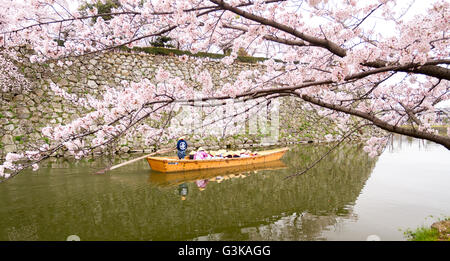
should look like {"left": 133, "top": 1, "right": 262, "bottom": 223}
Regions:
{"left": 237, "top": 47, "right": 249, "bottom": 57}
{"left": 150, "top": 36, "right": 175, "bottom": 48}
{"left": 78, "top": 0, "right": 121, "bottom": 22}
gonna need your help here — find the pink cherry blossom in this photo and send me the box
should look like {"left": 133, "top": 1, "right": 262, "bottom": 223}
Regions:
{"left": 5, "top": 153, "right": 23, "bottom": 163}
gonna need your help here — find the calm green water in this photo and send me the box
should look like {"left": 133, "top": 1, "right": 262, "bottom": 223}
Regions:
{"left": 0, "top": 136, "right": 449, "bottom": 241}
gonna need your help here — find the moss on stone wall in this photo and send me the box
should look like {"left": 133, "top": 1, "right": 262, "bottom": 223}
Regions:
{"left": 121, "top": 46, "right": 268, "bottom": 64}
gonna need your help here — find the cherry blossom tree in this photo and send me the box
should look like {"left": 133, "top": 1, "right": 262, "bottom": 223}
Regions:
{"left": 0, "top": 0, "right": 449, "bottom": 181}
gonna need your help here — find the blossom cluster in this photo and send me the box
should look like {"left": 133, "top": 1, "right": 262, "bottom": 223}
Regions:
{"left": 363, "top": 137, "right": 389, "bottom": 158}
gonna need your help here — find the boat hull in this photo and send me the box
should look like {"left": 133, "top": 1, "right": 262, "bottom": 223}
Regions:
{"left": 147, "top": 147, "right": 289, "bottom": 173}
{"left": 148, "top": 160, "right": 287, "bottom": 186}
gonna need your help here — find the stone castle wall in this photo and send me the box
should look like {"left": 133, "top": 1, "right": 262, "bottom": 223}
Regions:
{"left": 1, "top": 49, "right": 277, "bottom": 158}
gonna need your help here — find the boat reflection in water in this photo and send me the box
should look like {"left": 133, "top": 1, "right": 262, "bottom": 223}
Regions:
{"left": 148, "top": 160, "right": 288, "bottom": 195}
{"left": 149, "top": 160, "right": 287, "bottom": 201}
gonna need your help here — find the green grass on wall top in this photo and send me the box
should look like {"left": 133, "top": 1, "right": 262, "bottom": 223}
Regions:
{"left": 120, "top": 46, "right": 268, "bottom": 64}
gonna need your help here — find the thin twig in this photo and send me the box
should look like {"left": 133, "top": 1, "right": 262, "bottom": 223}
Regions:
{"left": 284, "top": 123, "right": 370, "bottom": 179}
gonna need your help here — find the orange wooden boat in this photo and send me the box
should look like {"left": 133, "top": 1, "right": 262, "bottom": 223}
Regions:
{"left": 146, "top": 147, "right": 289, "bottom": 173}
{"left": 148, "top": 160, "right": 287, "bottom": 186}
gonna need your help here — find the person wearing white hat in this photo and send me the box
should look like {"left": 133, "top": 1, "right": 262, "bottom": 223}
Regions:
{"left": 194, "top": 147, "right": 208, "bottom": 160}
{"left": 176, "top": 136, "right": 188, "bottom": 159}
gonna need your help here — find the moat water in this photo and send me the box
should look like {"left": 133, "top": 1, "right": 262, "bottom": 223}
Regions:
{"left": 0, "top": 135, "right": 449, "bottom": 241}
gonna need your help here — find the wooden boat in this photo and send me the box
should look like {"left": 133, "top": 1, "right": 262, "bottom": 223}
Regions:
{"left": 148, "top": 160, "right": 287, "bottom": 187}
{"left": 146, "top": 147, "right": 289, "bottom": 173}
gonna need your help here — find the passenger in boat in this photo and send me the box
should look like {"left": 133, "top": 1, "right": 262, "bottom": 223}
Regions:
{"left": 211, "top": 151, "right": 223, "bottom": 159}
{"left": 188, "top": 151, "right": 195, "bottom": 160}
{"left": 239, "top": 149, "right": 254, "bottom": 158}
{"left": 215, "top": 150, "right": 227, "bottom": 158}
{"left": 177, "top": 136, "right": 188, "bottom": 159}
{"left": 193, "top": 147, "right": 209, "bottom": 160}
{"left": 246, "top": 150, "right": 258, "bottom": 156}
{"left": 240, "top": 153, "right": 250, "bottom": 158}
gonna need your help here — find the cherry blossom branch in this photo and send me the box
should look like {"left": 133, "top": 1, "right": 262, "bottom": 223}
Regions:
{"left": 298, "top": 93, "right": 450, "bottom": 150}
{"left": 214, "top": 2, "right": 449, "bottom": 80}
{"left": 2, "top": 12, "right": 140, "bottom": 35}
{"left": 209, "top": 0, "right": 347, "bottom": 57}
{"left": 222, "top": 23, "right": 312, "bottom": 47}
{"left": 363, "top": 60, "right": 450, "bottom": 81}
{"left": 352, "top": 3, "right": 383, "bottom": 30}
